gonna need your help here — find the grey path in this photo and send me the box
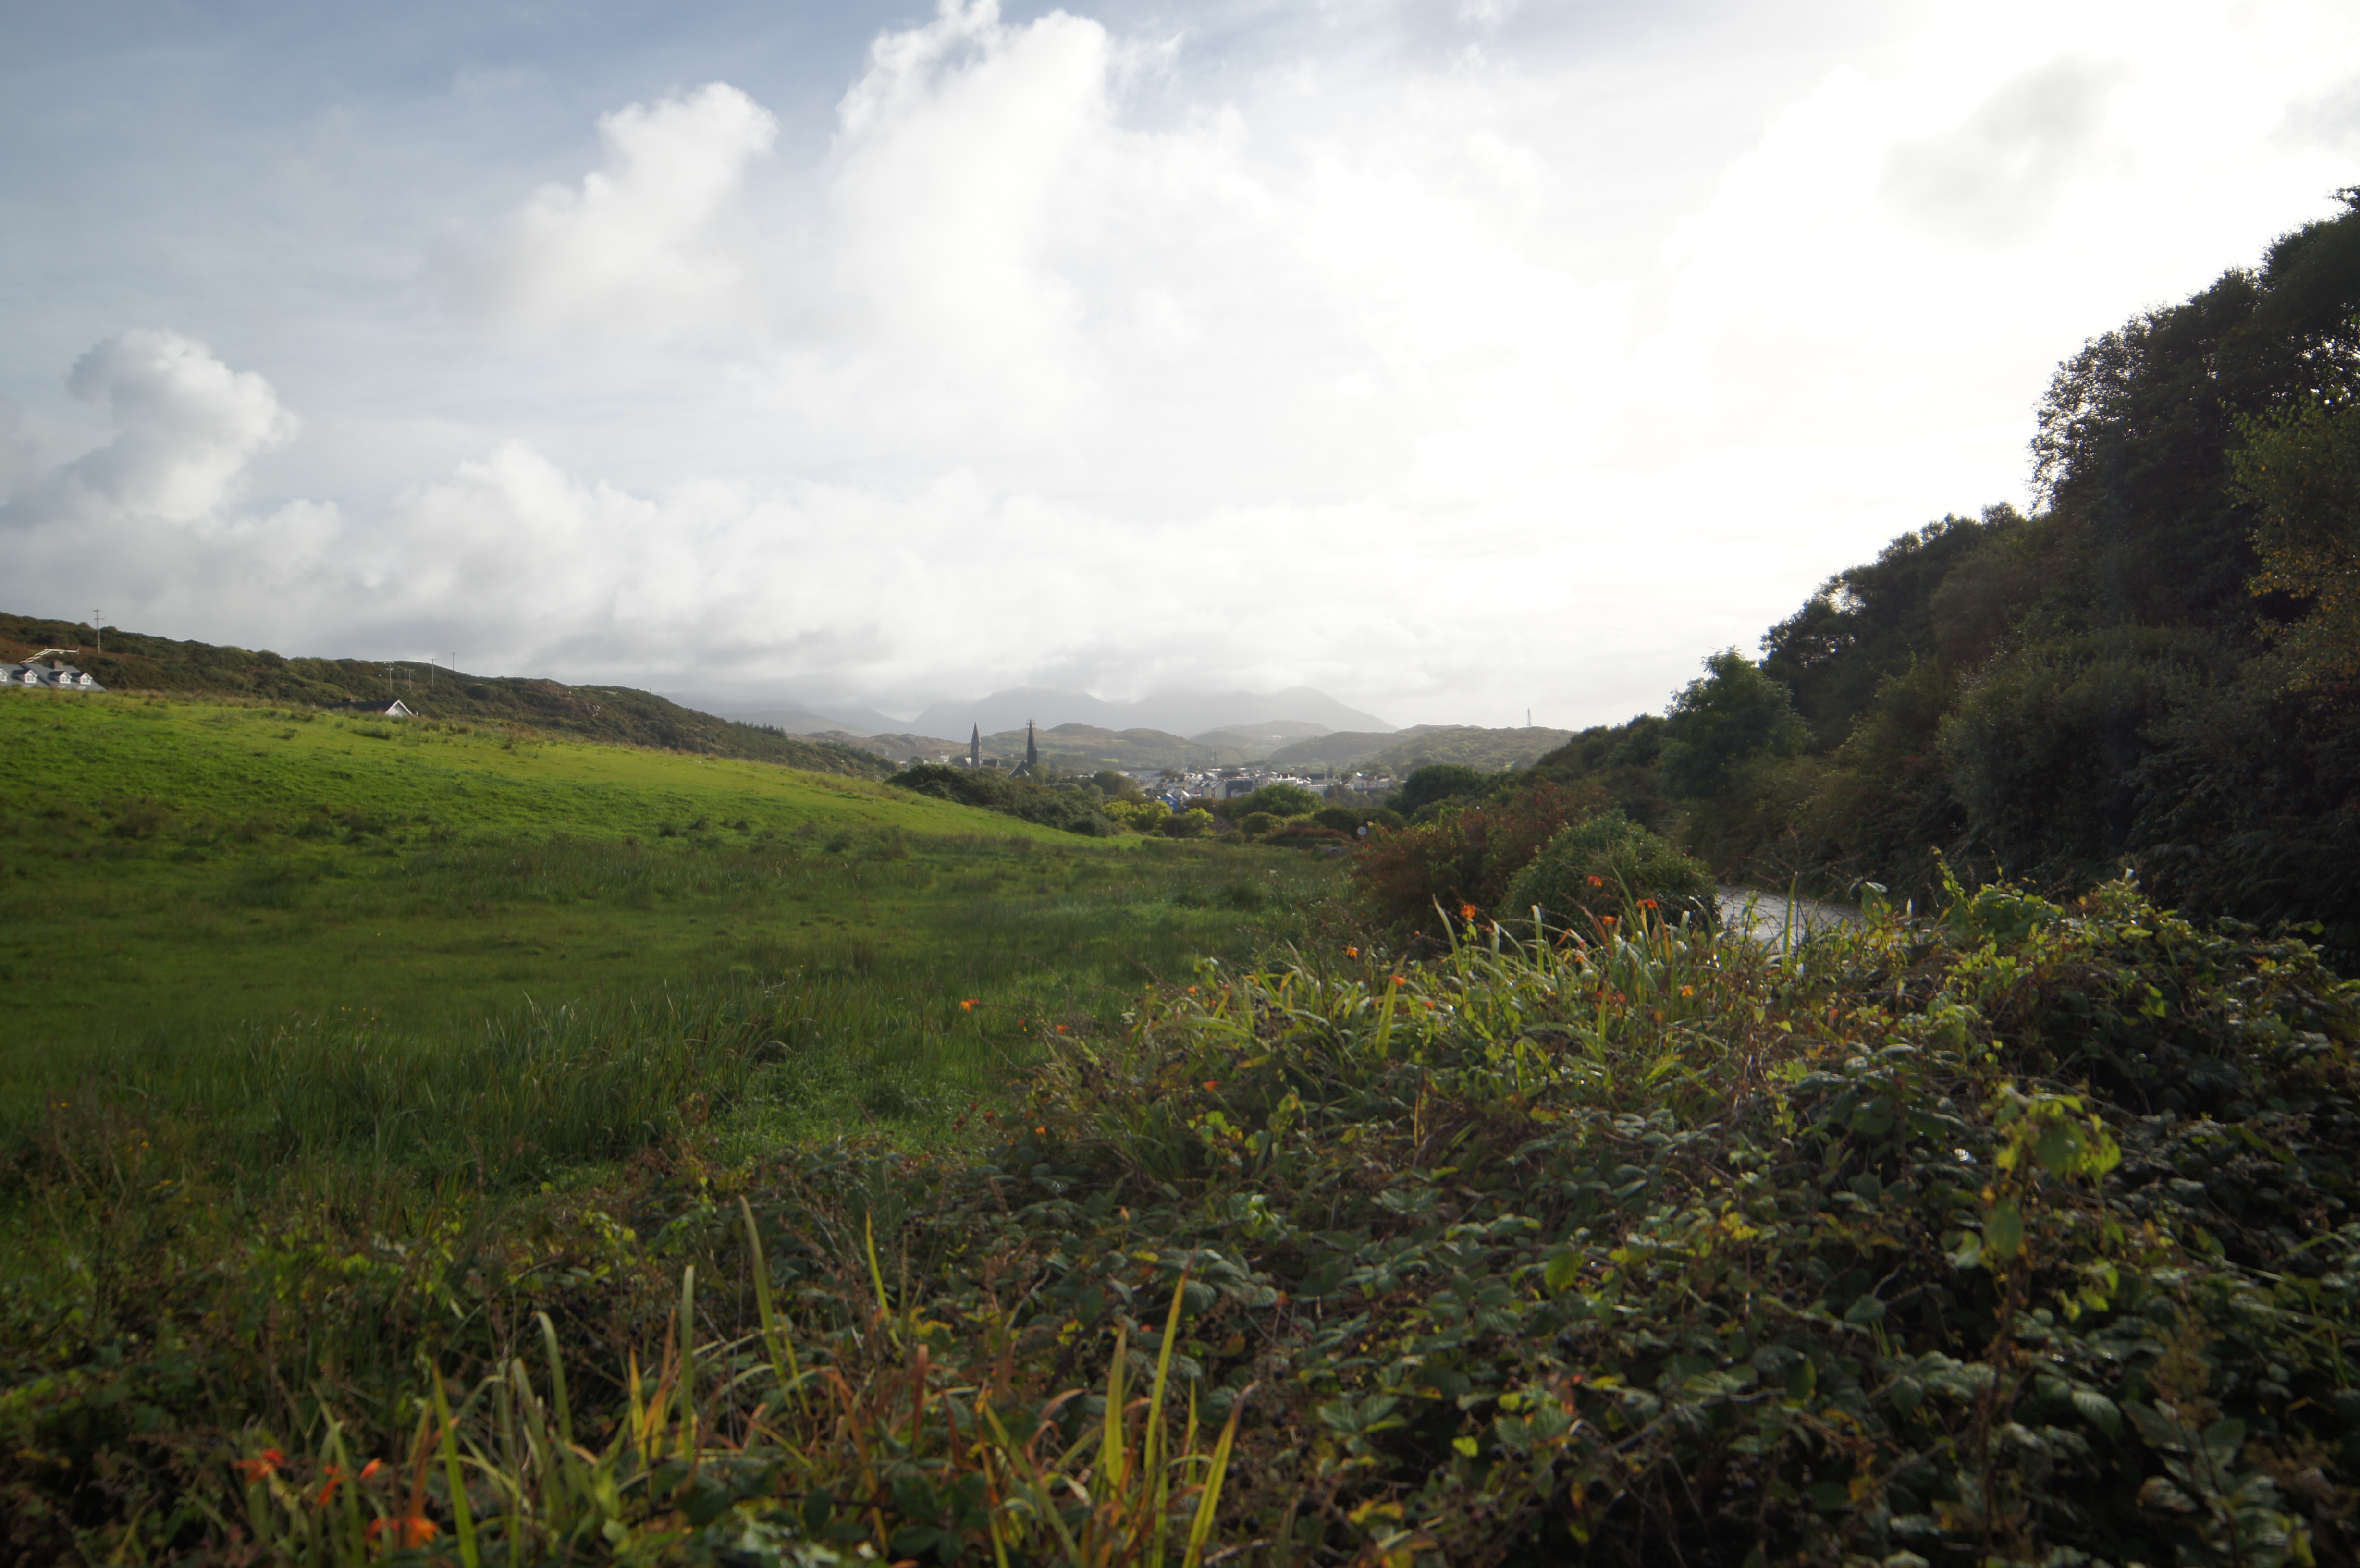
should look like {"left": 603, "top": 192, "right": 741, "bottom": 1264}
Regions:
{"left": 1715, "top": 885, "right": 1857, "bottom": 946}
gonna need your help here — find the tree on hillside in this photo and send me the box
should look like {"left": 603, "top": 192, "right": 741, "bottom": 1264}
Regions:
{"left": 2031, "top": 191, "right": 2360, "bottom": 634}
{"left": 1659, "top": 651, "right": 1808, "bottom": 799}
{"left": 2232, "top": 394, "right": 2360, "bottom": 688}
{"left": 1395, "top": 764, "right": 1487, "bottom": 820}
{"left": 1759, "top": 508, "right": 2025, "bottom": 747}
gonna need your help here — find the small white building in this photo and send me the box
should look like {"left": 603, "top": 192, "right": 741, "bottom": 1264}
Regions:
{"left": 2, "top": 662, "right": 103, "bottom": 691}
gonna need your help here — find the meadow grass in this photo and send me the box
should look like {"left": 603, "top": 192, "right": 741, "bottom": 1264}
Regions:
{"left": 0, "top": 690, "right": 1347, "bottom": 1181}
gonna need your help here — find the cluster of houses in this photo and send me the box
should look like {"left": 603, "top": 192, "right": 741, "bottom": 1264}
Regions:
{"left": 2, "top": 656, "right": 104, "bottom": 691}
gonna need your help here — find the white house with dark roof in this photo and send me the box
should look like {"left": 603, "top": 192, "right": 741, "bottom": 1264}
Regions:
{"left": 2, "top": 662, "right": 103, "bottom": 691}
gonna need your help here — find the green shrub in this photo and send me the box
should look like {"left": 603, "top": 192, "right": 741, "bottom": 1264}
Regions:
{"left": 1160, "top": 806, "right": 1215, "bottom": 839}
{"left": 1659, "top": 649, "right": 1809, "bottom": 799}
{"left": 885, "top": 762, "right": 1119, "bottom": 836}
{"left": 1351, "top": 782, "right": 1606, "bottom": 927}
{"left": 1239, "top": 811, "right": 1279, "bottom": 837}
{"left": 1100, "top": 797, "right": 1168, "bottom": 833}
{"left": 1503, "top": 809, "right": 1716, "bottom": 931}
{"left": 1217, "top": 782, "right": 1319, "bottom": 820}
{"left": 1395, "top": 763, "right": 1488, "bottom": 819}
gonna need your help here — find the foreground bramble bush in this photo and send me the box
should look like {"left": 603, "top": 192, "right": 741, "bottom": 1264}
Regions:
{"left": 4, "top": 876, "right": 2356, "bottom": 1565}
{"left": 1500, "top": 809, "right": 1716, "bottom": 933}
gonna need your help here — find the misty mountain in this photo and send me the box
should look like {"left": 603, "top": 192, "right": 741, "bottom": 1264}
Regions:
{"left": 1189, "top": 720, "right": 1332, "bottom": 754}
{"left": 912, "top": 687, "right": 1389, "bottom": 740}
{"left": 665, "top": 696, "right": 914, "bottom": 736}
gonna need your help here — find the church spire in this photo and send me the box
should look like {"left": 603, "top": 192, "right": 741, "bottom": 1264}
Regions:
{"left": 1025, "top": 720, "right": 1038, "bottom": 770}
{"left": 970, "top": 723, "right": 981, "bottom": 769}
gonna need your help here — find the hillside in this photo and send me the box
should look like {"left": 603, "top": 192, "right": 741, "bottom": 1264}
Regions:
{"left": 1280, "top": 723, "right": 1574, "bottom": 775}
{"left": 1267, "top": 724, "right": 1445, "bottom": 769}
{"left": 983, "top": 721, "right": 1252, "bottom": 772}
{"left": 0, "top": 612, "right": 891, "bottom": 778}
{"left": 1189, "top": 719, "right": 1331, "bottom": 754}
{"left": 0, "top": 690, "right": 1338, "bottom": 1068}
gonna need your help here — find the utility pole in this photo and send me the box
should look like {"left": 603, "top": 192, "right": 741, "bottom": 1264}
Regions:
{"left": 94, "top": 610, "right": 102, "bottom": 654}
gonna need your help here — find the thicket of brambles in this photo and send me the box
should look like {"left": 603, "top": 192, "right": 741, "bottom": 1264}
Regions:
{"left": 13, "top": 872, "right": 2355, "bottom": 1565}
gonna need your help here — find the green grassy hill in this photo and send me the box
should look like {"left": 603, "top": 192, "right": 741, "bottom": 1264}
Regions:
{"left": 0, "top": 612, "right": 890, "bottom": 777}
{"left": 1271, "top": 723, "right": 1572, "bottom": 775}
{"left": 0, "top": 691, "right": 1337, "bottom": 1104}
{"left": 983, "top": 721, "right": 1251, "bottom": 772}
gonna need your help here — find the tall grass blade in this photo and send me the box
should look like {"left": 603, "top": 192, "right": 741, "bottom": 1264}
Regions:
{"left": 433, "top": 1368, "right": 482, "bottom": 1568}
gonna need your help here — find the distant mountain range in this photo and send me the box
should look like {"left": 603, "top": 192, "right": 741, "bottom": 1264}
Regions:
{"left": 665, "top": 697, "right": 914, "bottom": 736}
{"left": 674, "top": 686, "right": 1393, "bottom": 744}
{"left": 910, "top": 686, "right": 1390, "bottom": 741}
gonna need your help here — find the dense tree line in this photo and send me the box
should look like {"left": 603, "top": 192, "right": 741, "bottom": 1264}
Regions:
{"left": 1448, "top": 193, "right": 2360, "bottom": 957}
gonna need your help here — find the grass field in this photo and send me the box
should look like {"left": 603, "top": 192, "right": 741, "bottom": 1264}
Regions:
{"left": 0, "top": 690, "right": 1345, "bottom": 1171}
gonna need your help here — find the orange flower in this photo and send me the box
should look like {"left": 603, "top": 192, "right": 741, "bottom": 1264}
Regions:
{"left": 1204, "top": 1080, "right": 1219, "bottom": 1090}
{"left": 1598, "top": 915, "right": 1617, "bottom": 927}
{"left": 1585, "top": 875, "right": 1605, "bottom": 888}
{"left": 236, "top": 1449, "right": 284, "bottom": 1483}
{"left": 1679, "top": 984, "right": 1695, "bottom": 997}
{"left": 1459, "top": 902, "right": 1478, "bottom": 920}
{"left": 1638, "top": 898, "right": 1657, "bottom": 909}
{"left": 367, "top": 1518, "right": 441, "bottom": 1547}
{"left": 1186, "top": 985, "right": 1198, "bottom": 994}
{"left": 960, "top": 999, "right": 977, "bottom": 1010}
{"left": 315, "top": 1465, "right": 345, "bottom": 1506}
{"left": 1344, "top": 945, "right": 1359, "bottom": 957}
{"left": 1055, "top": 1024, "right": 1069, "bottom": 1034}
{"left": 360, "top": 1458, "right": 385, "bottom": 1482}
{"left": 1391, "top": 975, "right": 1406, "bottom": 986}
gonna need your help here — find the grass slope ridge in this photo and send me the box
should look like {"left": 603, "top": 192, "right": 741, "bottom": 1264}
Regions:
{"left": 0, "top": 612, "right": 889, "bottom": 777}
{"left": 0, "top": 692, "right": 1172, "bottom": 1062}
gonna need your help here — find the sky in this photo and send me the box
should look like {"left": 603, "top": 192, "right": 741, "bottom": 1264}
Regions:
{"left": 2, "top": 0, "right": 2356, "bottom": 730}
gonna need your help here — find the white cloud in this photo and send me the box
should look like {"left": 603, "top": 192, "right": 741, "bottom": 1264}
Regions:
{"left": 442, "top": 82, "right": 779, "bottom": 336}
{"left": 9, "top": 1, "right": 2360, "bottom": 728}
{"left": 54, "top": 329, "right": 297, "bottom": 523}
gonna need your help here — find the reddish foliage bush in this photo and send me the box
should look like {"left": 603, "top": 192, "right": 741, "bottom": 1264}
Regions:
{"left": 1350, "top": 781, "right": 1607, "bottom": 927}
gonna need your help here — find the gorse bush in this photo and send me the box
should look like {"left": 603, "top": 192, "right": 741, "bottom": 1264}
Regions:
{"left": 10, "top": 875, "right": 2355, "bottom": 1563}
{"left": 1500, "top": 809, "right": 1715, "bottom": 933}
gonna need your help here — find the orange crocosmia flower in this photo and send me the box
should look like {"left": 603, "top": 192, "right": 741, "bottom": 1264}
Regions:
{"left": 1055, "top": 1024, "right": 1069, "bottom": 1034}
{"left": 1204, "top": 1080, "right": 1219, "bottom": 1091}
{"left": 1459, "top": 903, "right": 1478, "bottom": 920}
{"left": 1345, "top": 946, "right": 1359, "bottom": 957}
{"left": 367, "top": 1518, "right": 441, "bottom": 1548}
{"left": 1586, "top": 875, "right": 1605, "bottom": 887}
{"left": 1391, "top": 975, "right": 1406, "bottom": 986}
{"left": 236, "top": 1450, "right": 283, "bottom": 1483}
{"left": 1186, "top": 985, "right": 1198, "bottom": 994}
{"left": 960, "top": 999, "right": 976, "bottom": 1010}
{"left": 1639, "top": 898, "right": 1657, "bottom": 909}
{"left": 360, "top": 1458, "right": 385, "bottom": 1482}
{"left": 1598, "top": 915, "right": 1617, "bottom": 927}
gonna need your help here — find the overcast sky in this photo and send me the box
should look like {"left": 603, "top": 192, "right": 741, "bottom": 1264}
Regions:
{"left": 3, "top": 0, "right": 2355, "bottom": 728}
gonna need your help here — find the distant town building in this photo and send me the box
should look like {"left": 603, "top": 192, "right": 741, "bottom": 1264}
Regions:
{"left": 324, "top": 698, "right": 414, "bottom": 718}
{"left": 2, "top": 661, "right": 103, "bottom": 691}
